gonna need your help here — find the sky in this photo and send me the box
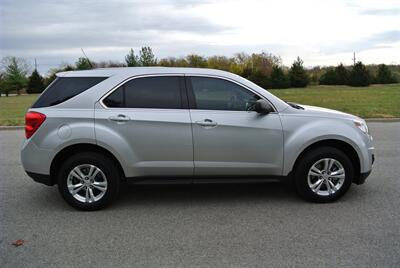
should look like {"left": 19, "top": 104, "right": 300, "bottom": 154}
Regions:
{"left": 1, "top": 0, "right": 400, "bottom": 74}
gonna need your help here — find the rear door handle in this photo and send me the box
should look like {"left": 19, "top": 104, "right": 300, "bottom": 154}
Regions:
{"left": 195, "top": 119, "right": 218, "bottom": 128}
{"left": 108, "top": 114, "right": 130, "bottom": 123}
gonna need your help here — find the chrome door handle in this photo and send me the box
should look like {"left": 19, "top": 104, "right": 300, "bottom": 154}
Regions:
{"left": 195, "top": 119, "right": 218, "bottom": 128}
{"left": 108, "top": 114, "right": 130, "bottom": 123}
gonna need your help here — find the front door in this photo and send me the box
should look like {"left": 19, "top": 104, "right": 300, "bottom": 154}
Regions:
{"left": 187, "top": 76, "right": 283, "bottom": 177}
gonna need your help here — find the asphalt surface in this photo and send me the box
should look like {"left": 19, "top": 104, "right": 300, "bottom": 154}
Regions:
{"left": 1, "top": 122, "right": 399, "bottom": 267}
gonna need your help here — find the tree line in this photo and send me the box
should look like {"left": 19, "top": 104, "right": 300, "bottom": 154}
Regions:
{"left": 0, "top": 46, "right": 398, "bottom": 96}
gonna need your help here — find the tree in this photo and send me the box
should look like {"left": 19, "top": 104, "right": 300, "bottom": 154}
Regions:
{"left": 376, "top": 64, "right": 396, "bottom": 84}
{"left": 0, "top": 73, "right": 5, "bottom": 97}
{"left": 289, "top": 57, "right": 309, "bottom": 87}
{"left": 139, "top": 46, "right": 157, "bottom": 66}
{"left": 1, "top": 57, "right": 29, "bottom": 96}
{"left": 335, "top": 64, "right": 349, "bottom": 85}
{"left": 270, "top": 65, "right": 290, "bottom": 88}
{"left": 348, "top": 61, "right": 371, "bottom": 87}
{"left": 247, "top": 70, "right": 270, "bottom": 89}
{"left": 27, "top": 69, "right": 46, "bottom": 94}
{"left": 75, "top": 57, "right": 92, "bottom": 70}
{"left": 319, "top": 68, "right": 337, "bottom": 85}
{"left": 125, "top": 49, "right": 139, "bottom": 67}
{"left": 186, "top": 54, "right": 207, "bottom": 68}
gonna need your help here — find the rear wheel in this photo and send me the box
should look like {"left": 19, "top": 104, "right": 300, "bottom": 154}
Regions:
{"left": 294, "top": 146, "right": 354, "bottom": 203}
{"left": 57, "top": 152, "right": 120, "bottom": 210}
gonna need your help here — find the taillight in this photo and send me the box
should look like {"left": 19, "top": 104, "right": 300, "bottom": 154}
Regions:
{"left": 25, "top": 111, "right": 46, "bottom": 139}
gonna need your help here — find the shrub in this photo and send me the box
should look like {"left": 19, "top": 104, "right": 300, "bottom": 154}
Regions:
{"left": 289, "top": 57, "right": 309, "bottom": 87}
{"left": 376, "top": 64, "right": 396, "bottom": 84}
{"left": 270, "top": 66, "right": 290, "bottom": 88}
{"left": 348, "top": 61, "right": 371, "bottom": 87}
{"left": 27, "top": 69, "right": 45, "bottom": 94}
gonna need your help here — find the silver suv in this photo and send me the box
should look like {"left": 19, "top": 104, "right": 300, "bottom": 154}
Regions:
{"left": 21, "top": 67, "right": 375, "bottom": 210}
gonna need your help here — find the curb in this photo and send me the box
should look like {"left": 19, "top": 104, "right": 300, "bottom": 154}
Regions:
{"left": 0, "top": 126, "right": 24, "bottom": 130}
{"left": 365, "top": 118, "right": 400, "bottom": 122}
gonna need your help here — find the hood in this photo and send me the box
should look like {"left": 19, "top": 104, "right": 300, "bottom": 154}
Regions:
{"left": 294, "top": 104, "right": 360, "bottom": 121}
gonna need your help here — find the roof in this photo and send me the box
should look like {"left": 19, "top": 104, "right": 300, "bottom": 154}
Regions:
{"left": 56, "top": 67, "right": 234, "bottom": 78}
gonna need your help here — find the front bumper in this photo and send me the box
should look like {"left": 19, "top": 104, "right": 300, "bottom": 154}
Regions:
{"left": 354, "top": 153, "right": 374, "bottom": 185}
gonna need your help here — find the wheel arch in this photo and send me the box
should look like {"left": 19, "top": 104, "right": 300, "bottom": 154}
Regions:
{"left": 290, "top": 139, "right": 361, "bottom": 183}
{"left": 50, "top": 143, "right": 126, "bottom": 185}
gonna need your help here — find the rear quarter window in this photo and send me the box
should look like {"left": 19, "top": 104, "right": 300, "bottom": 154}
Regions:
{"left": 32, "top": 77, "right": 107, "bottom": 108}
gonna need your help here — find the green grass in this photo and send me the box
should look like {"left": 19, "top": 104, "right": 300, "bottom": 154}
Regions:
{"left": 0, "top": 94, "right": 39, "bottom": 126}
{"left": 0, "top": 84, "right": 399, "bottom": 126}
{"left": 270, "top": 84, "right": 400, "bottom": 118}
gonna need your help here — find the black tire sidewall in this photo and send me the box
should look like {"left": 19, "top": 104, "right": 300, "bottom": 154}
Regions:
{"left": 57, "top": 152, "right": 120, "bottom": 210}
{"left": 295, "top": 147, "right": 354, "bottom": 202}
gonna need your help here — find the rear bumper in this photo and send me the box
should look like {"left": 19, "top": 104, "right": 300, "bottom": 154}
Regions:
{"left": 26, "top": 171, "right": 54, "bottom": 186}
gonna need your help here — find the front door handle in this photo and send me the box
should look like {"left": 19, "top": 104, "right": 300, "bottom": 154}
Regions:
{"left": 108, "top": 114, "right": 130, "bottom": 123}
{"left": 195, "top": 119, "right": 218, "bottom": 128}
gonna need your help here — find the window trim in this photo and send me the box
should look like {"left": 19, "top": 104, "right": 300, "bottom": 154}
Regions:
{"left": 185, "top": 74, "right": 277, "bottom": 113}
{"left": 99, "top": 74, "right": 188, "bottom": 110}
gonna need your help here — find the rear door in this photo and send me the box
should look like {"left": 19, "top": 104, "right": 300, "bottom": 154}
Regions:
{"left": 187, "top": 76, "right": 284, "bottom": 177}
{"left": 95, "top": 75, "right": 193, "bottom": 177}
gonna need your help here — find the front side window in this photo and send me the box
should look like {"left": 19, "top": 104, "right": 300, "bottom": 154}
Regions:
{"left": 103, "top": 76, "right": 183, "bottom": 109}
{"left": 189, "top": 77, "right": 261, "bottom": 111}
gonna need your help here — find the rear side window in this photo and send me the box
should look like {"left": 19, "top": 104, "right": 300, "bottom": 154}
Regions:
{"left": 103, "top": 76, "right": 183, "bottom": 109}
{"left": 32, "top": 77, "right": 107, "bottom": 108}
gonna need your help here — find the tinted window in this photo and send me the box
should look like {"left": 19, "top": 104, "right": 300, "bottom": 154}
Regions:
{"left": 32, "top": 77, "right": 107, "bottom": 108}
{"left": 103, "top": 76, "right": 182, "bottom": 109}
{"left": 190, "top": 77, "right": 261, "bottom": 111}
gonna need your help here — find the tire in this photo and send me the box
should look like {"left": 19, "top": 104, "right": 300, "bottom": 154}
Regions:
{"left": 294, "top": 146, "right": 354, "bottom": 203}
{"left": 57, "top": 152, "right": 120, "bottom": 210}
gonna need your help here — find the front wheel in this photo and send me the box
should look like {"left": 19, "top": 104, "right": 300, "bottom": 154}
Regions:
{"left": 294, "top": 147, "right": 354, "bottom": 203}
{"left": 57, "top": 152, "right": 120, "bottom": 210}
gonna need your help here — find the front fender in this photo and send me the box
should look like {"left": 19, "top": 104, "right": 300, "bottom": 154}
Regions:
{"left": 281, "top": 115, "right": 370, "bottom": 175}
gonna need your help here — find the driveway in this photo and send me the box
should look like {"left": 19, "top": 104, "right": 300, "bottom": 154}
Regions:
{"left": 0, "top": 122, "right": 399, "bottom": 267}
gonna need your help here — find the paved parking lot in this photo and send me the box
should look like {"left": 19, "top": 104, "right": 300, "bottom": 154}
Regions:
{"left": 1, "top": 122, "right": 399, "bottom": 267}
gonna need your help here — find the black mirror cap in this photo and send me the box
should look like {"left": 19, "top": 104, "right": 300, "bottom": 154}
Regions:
{"left": 254, "top": 99, "right": 274, "bottom": 114}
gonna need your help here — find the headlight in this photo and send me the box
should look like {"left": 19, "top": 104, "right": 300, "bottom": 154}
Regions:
{"left": 354, "top": 120, "right": 369, "bottom": 135}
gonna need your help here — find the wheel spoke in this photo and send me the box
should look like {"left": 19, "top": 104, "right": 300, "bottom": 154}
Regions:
{"left": 327, "top": 159, "right": 334, "bottom": 171}
{"left": 328, "top": 179, "right": 337, "bottom": 193}
{"left": 325, "top": 179, "right": 332, "bottom": 194}
{"left": 330, "top": 168, "right": 345, "bottom": 179}
{"left": 85, "top": 187, "right": 90, "bottom": 202}
{"left": 323, "top": 159, "right": 329, "bottom": 171}
{"left": 310, "top": 179, "right": 324, "bottom": 191}
{"left": 311, "top": 166, "right": 322, "bottom": 174}
{"left": 70, "top": 170, "right": 82, "bottom": 180}
{"left": 90, "top": 168, "right": 100, "bottom": 180}
{"left": 69, "top": 183, "right": 84, "bottom": 195}
{"left": 73, "top": 167, "right": 86, "bottom": 179}
{"left": 92, "top": 181, "right": 107, "bottom": 192}
{"left": 87, "top": 165, "right": 95, "bottom": 177}
{"left": 88, "top": 188, "right": 95, "bottom": 202}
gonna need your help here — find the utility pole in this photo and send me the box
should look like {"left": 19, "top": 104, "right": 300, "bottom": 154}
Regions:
{"left": 352, "top": 52, "right": 356, "bottom": 66}
{"left": 34, "top": 58, "right": 37, "bottom": 70}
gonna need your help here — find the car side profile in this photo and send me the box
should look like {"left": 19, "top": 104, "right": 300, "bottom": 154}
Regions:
{"left": 21, "top": 67, "right": 374, "bottom": 210}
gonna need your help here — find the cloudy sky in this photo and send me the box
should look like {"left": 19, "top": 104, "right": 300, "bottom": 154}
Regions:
{"left": 1, "top": 0, "right": 399, "bottom": 74}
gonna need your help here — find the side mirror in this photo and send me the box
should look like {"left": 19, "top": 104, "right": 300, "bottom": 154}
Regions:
{"left": 254, "top": 99, "right": 274, "bottom": 114}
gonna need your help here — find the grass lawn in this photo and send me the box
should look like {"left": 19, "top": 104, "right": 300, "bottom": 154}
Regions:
{"left": 0, "top": 84, "right": 399, "bottom": 126}
{"left": 0, "top": 94, "right": 39, "bottom": 126}
{"left": 270, "top": 84, "right": 400, "bottom": 118}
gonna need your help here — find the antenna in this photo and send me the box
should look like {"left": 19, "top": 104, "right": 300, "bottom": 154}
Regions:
{"left": 81, "top": 48, "right": 93, "bottom": 68}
